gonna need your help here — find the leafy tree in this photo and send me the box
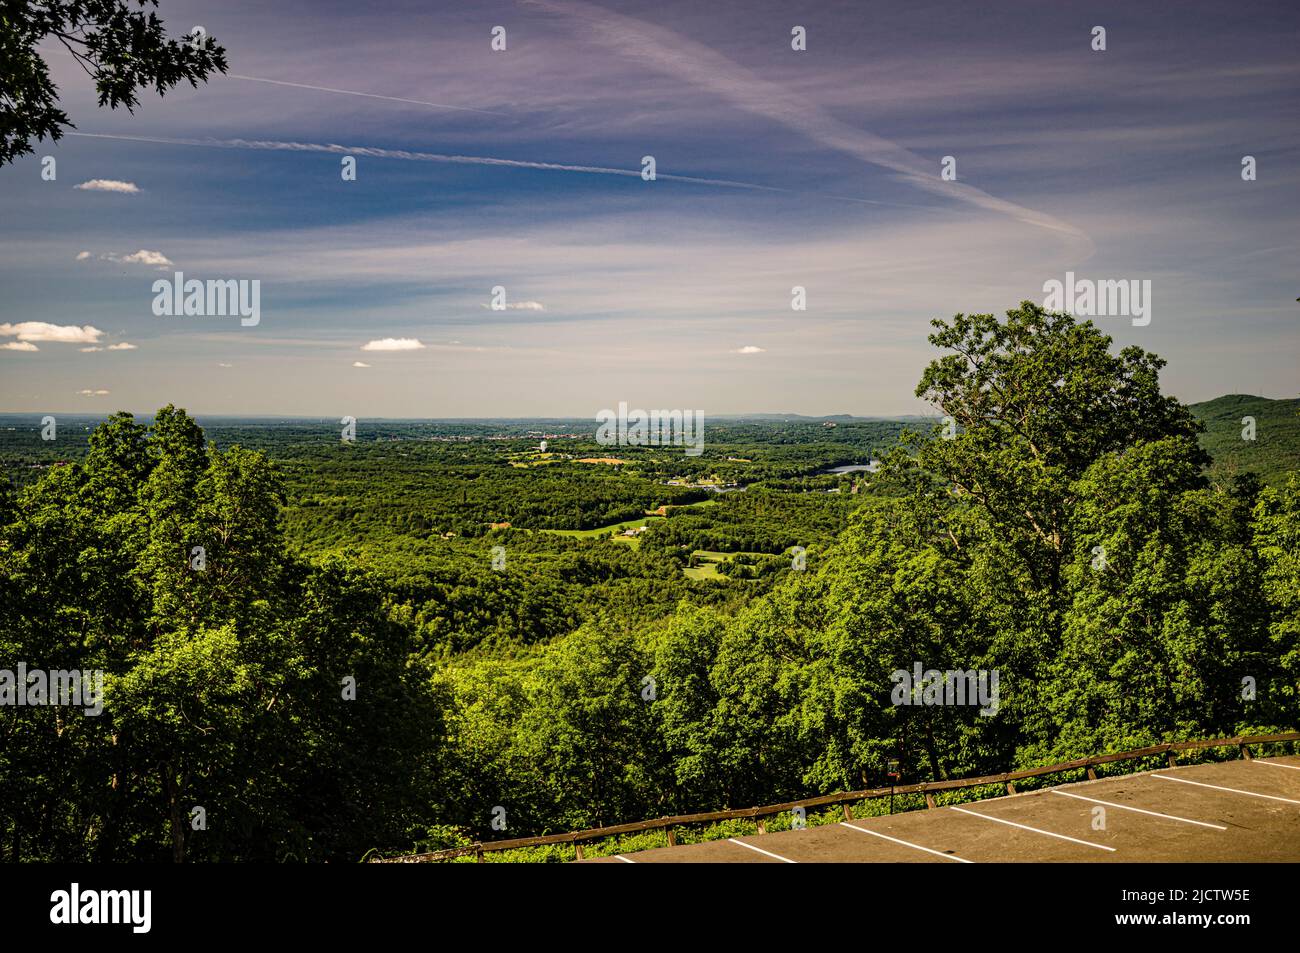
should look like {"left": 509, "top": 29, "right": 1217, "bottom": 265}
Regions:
{"left": 1044, "top": 438, "right": 1277, "bottom": 758}
{"left": 0, "top": 407, "right": 448, "bottom": 861}
{"left": 1, "top": 0, "right": 227, "bottom": 164}
{"left": 651, "top": 605, "right": 727, "bottom": 805}
{"left": 912, "top": 302, "right": 1204, "bottom": 592}
{"left": 516, "top": 625, "right": 664, "bottom": 829}
{"left": 1253, "top": 475, "right": 1300, "bottom": 710}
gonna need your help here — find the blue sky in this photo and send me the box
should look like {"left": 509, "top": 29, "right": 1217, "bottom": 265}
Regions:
{"left": 1, "top": 0, "right": 1296, "bottom": 416}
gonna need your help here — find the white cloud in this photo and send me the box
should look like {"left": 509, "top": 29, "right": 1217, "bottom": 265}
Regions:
{"left": 480, "top": 300, "right": 546, "bottom": 311}
{"left": 361, "top": 337, "right": 425, "bottom": 351}
{"left": 217, "top": 362, "right": 233, "bottom": 367}
{"left": 2, "top": 341, "right": 39, "bottom": 352}
{"left": 353, "top": 361, "right": 371, "bottom": 367}
{"left": 107, "top": 342, "right": 138, "bottom": 350}
{"left": 77, "top": 389, "right": 111, "bottom": 396}
{"left": 80, "top": 346, "right": 103, "bottom": 352}
{"left": 76, "top": 249, "right": 173, "bottom": 268}
{"left": 115, "top": 250, "right": 172, "bottom": 267}
{"left": 734, "top": 345, "right": 766, "bottom": 354}
{"left": 74, "top": 179, "right": 139, "bottom": 194}
{"left": 0, "top": 322, "right": 103, "bottom": 344}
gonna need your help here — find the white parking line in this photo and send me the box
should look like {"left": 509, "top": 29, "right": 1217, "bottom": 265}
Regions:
{"left": 1254, "top": 759, "right": 1300, "bottom": 772}
{"left": 1051, "top": 790, "right": 1228, "bottom": 830}
{"left": 1152, "top": 774, "right": 1300, "bottom": 804}
{"left": 839, "top": 821, "right": 974, "bottom": 863}
{"left": 727, "top": 838, "right": 797, "bottom": 863}
{"left": 615, "top": 855, "right": 635, "bottom": 863}
{"left": 949, "top": 806, "right": 1116, "bottom": 851}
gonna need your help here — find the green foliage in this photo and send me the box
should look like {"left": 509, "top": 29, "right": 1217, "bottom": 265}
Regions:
{"left": 1253, "top": 475, "right": 1300, "bottom": 707}
{"left": 0, "top": 1, "right": 228, "bottom": 164}
{"left": 0, "top": 408, "right": 444, "bottom": 860}
{"left": 2, "top": 307, "right": 1295, "bottom": 861}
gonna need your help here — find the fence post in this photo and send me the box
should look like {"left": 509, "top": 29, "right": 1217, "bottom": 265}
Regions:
{"left": 924, "top": 793, "right": 938, "bottom": 809}
{"left": 666, "top": 827, "right": 677, "bottom": 847}
{"left": 756, "top": 818, "right": 767, "bottom": 835}
{"left": 842, "top": 803, "right": 854, "bottom": 821}
{"left": 1005, "top": 782, "right": 1017, "bottom": 795}
{"left": 574, "top": 842, "right": 585, "bottom": 861}
{"left": 1167, "top": 750, "right": 1178, "bottom": 768}
{"left": 1240, "top": 744, "right": 1253, "bottom": 761}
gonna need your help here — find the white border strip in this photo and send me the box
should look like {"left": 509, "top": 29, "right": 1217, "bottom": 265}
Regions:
{"left": 614, "top": 855, "right": 636, "bottom": 863}
{"left": 1254, "top": 759, "right": 1300, "bottom": 772}
{"left": 727, "top": 838, "right": 797, "bottom": 863}
{"left": 1051, "top": 790, "right": 1227, "bottom": 829}
{"left": 839, "top": 821, "right": 974, "bottom": 863}
{"left": 1152, "top": 774, "right": 1300, "bottom": 804}
{"left": 949, "top": 806, "right": 1116, "bottom": 851}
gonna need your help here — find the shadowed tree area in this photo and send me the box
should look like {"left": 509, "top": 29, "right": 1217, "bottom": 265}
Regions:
{"left": 0, "top": 407, "right": 444, "bottom": 861}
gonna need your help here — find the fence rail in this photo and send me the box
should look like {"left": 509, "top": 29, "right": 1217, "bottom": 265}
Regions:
{"left": 372, "top": 731, "right": 1300, "bottom": 863}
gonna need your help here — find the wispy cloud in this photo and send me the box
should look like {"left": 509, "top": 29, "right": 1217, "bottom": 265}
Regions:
{"left": 734, "top": 345, "right": 765, "bottom": 354}
{"left": 353, "top": 361, "right": 371, "bottom": 367}
{"left": 2, "top": 341, "right": 40, "bottom": 352}
{"left": 77, "top": 389, "right": 111, "bottom": 396}
{"left": 481, "top": 300, "right": 546, "bottom": 311}
{"left": 226, "top": 74, "right": 505, "bottom": 116}
{"left": 527, "top": 0, "right": 1092, "bottom": 254}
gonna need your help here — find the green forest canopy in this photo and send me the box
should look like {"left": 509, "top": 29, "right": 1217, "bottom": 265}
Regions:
{"left": 1, "top": 303, "right": 1296, "bottom": 860}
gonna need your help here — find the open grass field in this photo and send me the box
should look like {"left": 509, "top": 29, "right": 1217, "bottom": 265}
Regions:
{"left": 685, "top": 549, "right": 770, "bottom": 580}
{"left": 539, "top": 515, "right": 665, "bottom": 538}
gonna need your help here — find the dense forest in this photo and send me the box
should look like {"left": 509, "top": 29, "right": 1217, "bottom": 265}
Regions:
{"left": 1, "top": 303, "right": 1296, "bottom": 861}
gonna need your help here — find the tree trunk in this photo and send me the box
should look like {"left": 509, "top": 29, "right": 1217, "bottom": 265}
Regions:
{"left": 165, "top": 770, "right": 186, "bottom": 863}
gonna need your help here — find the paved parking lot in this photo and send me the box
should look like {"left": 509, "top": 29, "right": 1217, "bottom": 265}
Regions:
{"left": 586, "top": 755, "right": 1300, "bottom": 863}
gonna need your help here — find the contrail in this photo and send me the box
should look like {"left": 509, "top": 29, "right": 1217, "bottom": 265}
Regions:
{"left": 53, "top": 47, "right": 507, "bottom": 117}
{"left": 523, "top": 0, "right": 1094, "bottom": 255}
{"left": 65, "top": 132, "right": 929, "bottom": 207}
{"left": 225, "top": 74, "right": 509, "bottom": 116}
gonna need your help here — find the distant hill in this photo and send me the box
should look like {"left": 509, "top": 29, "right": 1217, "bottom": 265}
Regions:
{"left": 1189, "top": 394, "right": 1300, "bottom": 487}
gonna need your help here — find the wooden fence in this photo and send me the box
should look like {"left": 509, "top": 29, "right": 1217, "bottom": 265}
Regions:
{"left": 372, "top": 731, "right": 1300, "bottom": 863}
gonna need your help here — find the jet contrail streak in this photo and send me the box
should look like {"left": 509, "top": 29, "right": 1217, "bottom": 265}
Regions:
{"left": 66, "top": 132, "right": 929, "bottom": 208}
{"left": 225, "top": 74, "right": 508, "bottom": 116}
{"left": 524, "top": 0, "right": 1094, "bottom": 256}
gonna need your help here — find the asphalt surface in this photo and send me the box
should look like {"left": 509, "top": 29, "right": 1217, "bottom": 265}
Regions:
{"left": 584, "top": 755, "right": 1300, "bottom": 863}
